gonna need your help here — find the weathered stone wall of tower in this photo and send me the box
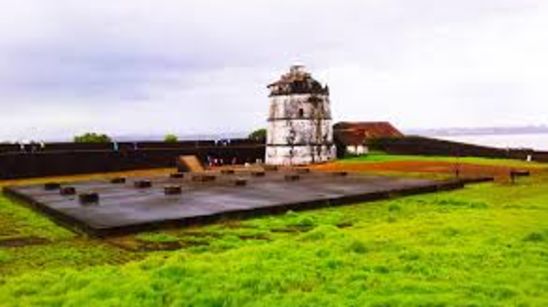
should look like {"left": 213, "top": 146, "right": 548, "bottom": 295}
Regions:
{"left": 265, "top": 67, "right": 336, "bottom": 165}
{"left": 265, "top": 144, "right": 335, "bottom": 165}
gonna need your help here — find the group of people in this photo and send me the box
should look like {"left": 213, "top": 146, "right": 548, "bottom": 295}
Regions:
{"left": 206, "top": 156, "right": 239, "bottom": 167}
{"left": 16, "top": 141, "right": 46, "bottom": 153}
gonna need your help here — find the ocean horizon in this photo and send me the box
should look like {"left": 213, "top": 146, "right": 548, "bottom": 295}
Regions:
{"left": 433, "top": 133, "right": 548, "bottom": 151}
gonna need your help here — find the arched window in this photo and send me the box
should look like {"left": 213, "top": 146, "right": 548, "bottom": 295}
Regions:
{"left": 298, "top": 108, "right": 304, "bottom": 118}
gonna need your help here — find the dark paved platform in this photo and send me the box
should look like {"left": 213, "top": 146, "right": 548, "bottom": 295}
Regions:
{"left": 3, "top": 170, "right": 467, "bottom": 236}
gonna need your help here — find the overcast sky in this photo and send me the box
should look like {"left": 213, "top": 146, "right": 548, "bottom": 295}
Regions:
{"left": 1, "top": 0, "right": 547, "bottom": 141}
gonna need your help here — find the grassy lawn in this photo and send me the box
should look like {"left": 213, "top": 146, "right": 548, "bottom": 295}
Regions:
{"left": 342, "top": 151, "right": 546, "bottom": 168}
{"left": 0, "top": 157, "right": 546, "bottom": 306}
{"left": 0, "top": 196, "right": 73, "bottom": 241}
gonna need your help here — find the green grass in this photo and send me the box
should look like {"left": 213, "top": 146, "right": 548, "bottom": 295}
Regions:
{"left": 0, "top": 156, "right": 546, "bottom": 306}
{"left": 342, "top": 151, "right": 546, "bottom": 168}
{"left": 136, "top": 232, "right": 180, "bottom": 243}
{"left": 0, "top": 174, "right": 547, "bottom": 305}
{"left": 0, "top": 239, "right": 141, "bottom": 276}
{"left": 0, "top": 193, "right": 140, "bottom": 276}
{"left": 0, "top": 195, "right": 73, "bottom": 240}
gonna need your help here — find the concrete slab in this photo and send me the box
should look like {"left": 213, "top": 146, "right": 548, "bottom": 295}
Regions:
{"left": 3, "top": 171, "right": 465, "bottom": 237}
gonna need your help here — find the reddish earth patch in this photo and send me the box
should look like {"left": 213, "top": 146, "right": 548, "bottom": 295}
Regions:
{"left": 312, "top": 161, "right": 539, "bottom": 182}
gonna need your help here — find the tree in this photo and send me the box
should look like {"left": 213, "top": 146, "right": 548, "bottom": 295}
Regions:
{"left": 164, "top": 134, "right": 178, "bottom": 143}
{"left": 73, "top": 132, "right": 111, "bottom": 143}
{"left": 248, "top": 128, "right": 267, "bottom": 143}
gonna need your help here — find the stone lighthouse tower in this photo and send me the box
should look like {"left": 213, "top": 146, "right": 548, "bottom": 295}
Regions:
{"left": 265, "top": 65, "right": 336, "bottom": 165}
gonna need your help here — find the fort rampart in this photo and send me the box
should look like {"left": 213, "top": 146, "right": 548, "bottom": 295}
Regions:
{"left": 0, "top": 139, "right": 264, "bottom": 179}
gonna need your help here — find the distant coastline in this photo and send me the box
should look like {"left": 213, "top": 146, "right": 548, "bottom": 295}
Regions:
{"left": 407, "top": 125, "right": 548, "bottom": 137}
{"left": 430, "top": 133, "right": 548, "bottom": 151}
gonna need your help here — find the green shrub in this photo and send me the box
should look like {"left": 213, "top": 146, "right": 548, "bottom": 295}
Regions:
{"left": 164, "top": 134, "right": 178, "bottom": 143}
{"left": 73, "top": 132, "right": 111, "bottom": 143}
{"left": 248, "top": 128, "right": 266, "bottom": 143}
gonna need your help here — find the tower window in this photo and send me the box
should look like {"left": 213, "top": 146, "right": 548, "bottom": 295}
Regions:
{"left": 298, "top": 108, "right": 304, "bottom": 118}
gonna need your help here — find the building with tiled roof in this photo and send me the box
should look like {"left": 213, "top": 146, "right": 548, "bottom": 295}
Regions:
{"left": 333, "top": 121, "right": 404, "bottom": 155}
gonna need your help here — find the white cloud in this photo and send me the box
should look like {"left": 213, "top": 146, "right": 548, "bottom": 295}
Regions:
{"left": 0, "top": 0, "right": 547, "bottom": 141}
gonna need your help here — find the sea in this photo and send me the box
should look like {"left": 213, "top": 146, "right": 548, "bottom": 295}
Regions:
{"left": 433, "top": 133, "right": 548, "bottom": 151}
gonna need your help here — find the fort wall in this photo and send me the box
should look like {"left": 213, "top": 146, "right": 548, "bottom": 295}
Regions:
{"left": 0, "top": 140, "right": 264, "bottom": 179}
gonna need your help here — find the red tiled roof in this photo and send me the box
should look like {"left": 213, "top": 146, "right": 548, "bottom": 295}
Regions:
{"left": 333, "top": 122, "right": 404, "bottom": 145}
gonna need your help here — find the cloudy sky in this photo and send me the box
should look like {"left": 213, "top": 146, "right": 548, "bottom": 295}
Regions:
{"left": 1, "top": 0, "right": 547, "bottom": 141}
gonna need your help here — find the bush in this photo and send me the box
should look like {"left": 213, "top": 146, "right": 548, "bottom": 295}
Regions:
{"left": 248, "top": 128, "right": 266, "bottom": 143}
{"left": 73, "top": 133, "right": 111, "bottom": 143}
{"left": 164, "top": 134, "right": 178, "bottom": 143}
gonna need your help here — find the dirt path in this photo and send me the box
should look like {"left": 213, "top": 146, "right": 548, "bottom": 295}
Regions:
{"left": 312, "top": 160, "right": 543, "bottom": 181}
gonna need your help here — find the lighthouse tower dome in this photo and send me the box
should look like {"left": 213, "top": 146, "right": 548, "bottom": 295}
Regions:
{"left": 265, "top": 65, "right": 336, "bottom": 165}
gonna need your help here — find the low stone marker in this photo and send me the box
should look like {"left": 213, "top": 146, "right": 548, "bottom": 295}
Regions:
{"left": 192, "top": 174, "right": 216, "bottom": 182}
{"left": 234, "top": 178, "right": 247, "bottom": 186}
{"left": 60, "top": 186, "right": 76, "bottom": 196}
{"left": 509, "top": 169, "right": 530, "bottom": 184}
{"left": 251, "top": 171, "right": 266, "bottom": 177}
{"left": 79, "top": 192, "right": 99, "bottom": 204}
{"left": 263, "top": 165, "right": 278, "bottom": 171}
{"left": 170, "top": 172, "right": 184, "bottom": 179}
{"left": 164, "top": 185, "right": 182, "bottom": 195}
{"left": 44, "top": 182, "right": 61, "bottom": 191}
{"left": 110, "top": 177, "right": 126, "bottom": 184}
{"left": 134, "top": 180, "right": 152, "bottom": 188}
{"left": 285, "top": 174, "right": 300, "bottom": 181}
